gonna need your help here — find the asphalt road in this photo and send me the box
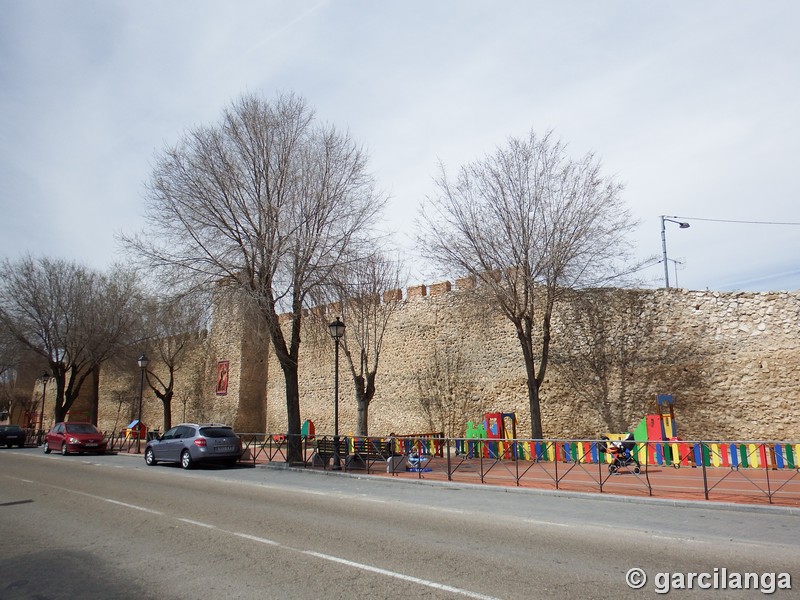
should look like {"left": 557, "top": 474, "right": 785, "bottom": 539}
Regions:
{"left": 1, "top": 448, "right": 797, "bottom": 599}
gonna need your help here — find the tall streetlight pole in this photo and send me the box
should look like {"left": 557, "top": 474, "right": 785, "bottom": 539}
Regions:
{"left": 660, "top": 215, "right": 690, "bottom": 288}
{"left": 37, "top": 372, "right": 50, "bottom": 445}
{"left": 327, "top": 317, "right": 346, "bottom": 471}
{"left": 136, "top": 354, "right": 149, "bottom": 454}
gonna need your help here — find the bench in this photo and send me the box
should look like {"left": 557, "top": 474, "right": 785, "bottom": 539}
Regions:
{"left": 313, "top": 437, "right": 403, "bottom": 472}
{"left": 350, "top": 438, "right": 392, "bottom": 459}
{"left": 347, "top": 438, "right": 401, "bottom": 472}
{"left": 313, "top": 438, "right": 347, "bottom": 468}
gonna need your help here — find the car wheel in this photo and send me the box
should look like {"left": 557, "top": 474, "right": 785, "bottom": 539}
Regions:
{"left": 61, "top": 443, "right": 69, "bottom": 456}
{"left": 43, "top": 441, "right": 51, "bottom": 454}
{"left": 180, "top": 449, "right": 193, "bottom": 470}
{"left": 145, "top": 448, "right": 157, "bottom": 466}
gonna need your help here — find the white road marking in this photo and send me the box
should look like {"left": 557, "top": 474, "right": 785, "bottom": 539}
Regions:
{"left": 3, "top": 470, "right": 508, "bottom": 598}
{"left": 232, "top": 532, "right": 280, "bottom": 546}
{"left": 651, "top": 534, "right": 705, "bottom": 544}
{"left": 522, "top": 518, "right": 572, "bottom": 527}
{"left": 178, "top": 518, "right": 217, "bottom": 529}
{"left": 103, "top": 498, "right": 163, "bottom": 515}
{"left": 302, "top": 550, "right": 503, "bottom": 600}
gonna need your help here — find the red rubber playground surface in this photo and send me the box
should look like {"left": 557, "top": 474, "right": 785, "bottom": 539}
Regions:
{"left": 363, "top": 456, "right": 800, "bottom": 507}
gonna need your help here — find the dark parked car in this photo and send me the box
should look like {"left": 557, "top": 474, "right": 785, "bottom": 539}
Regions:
{"left": 144, "top": 423, "right": 242, "bottom": 469}
{"left": 43, "top": 422, "right": 108, "bottom": 455}
{"left": 0, "top": 424, "right": 27, "bottom": 448}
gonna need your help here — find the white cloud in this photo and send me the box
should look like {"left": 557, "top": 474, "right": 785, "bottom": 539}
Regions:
{"left": 1, "top": 0, "right": 798, "bottom": 291}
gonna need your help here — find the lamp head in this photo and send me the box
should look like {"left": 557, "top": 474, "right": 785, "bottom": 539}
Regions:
{"left": 662, "top": 215, "right": 690, "bottom": 229}
{"left": 328, "top": 317, "right": 345, "bottom": 340}
{"left": 137, "top": 354, "right": 149, "bottom": 369}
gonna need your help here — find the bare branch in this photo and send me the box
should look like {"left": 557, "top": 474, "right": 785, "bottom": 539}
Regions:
{"left": 121, "top": 92, "right": 386, "bottom": 461}
{"left": 419, "top": 130, "right": 639, "bottom": 437}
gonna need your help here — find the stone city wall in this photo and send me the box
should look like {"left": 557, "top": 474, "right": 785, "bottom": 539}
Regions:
{"left": 84, "top": 282, "right": 800, "bottom": 442}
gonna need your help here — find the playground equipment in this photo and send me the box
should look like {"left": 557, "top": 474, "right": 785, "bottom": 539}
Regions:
{"left": 464, "top": 412, "right": 518, "bottom": 459}
{"left": 446, "top": 395, "right": 797, "bottom": 479}
{"left": 458, "top": 396, "right": 688, "bottom": 466}
{"left": 121, "top": 419, "right": 147, "bottom": 441}
{"left": 641, "top": 393, "right": 691, "bottom": 466}
{"left": 601, "top": 393, "right": 693, "bottom": 468}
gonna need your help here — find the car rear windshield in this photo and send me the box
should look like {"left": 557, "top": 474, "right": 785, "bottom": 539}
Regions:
{"left": 199, "top": 427, "right": 235, "bottom": 438}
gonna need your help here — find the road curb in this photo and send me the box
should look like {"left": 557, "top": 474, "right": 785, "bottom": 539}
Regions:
{"left": 258, "top": 461, "right": 800, "bottom": 516}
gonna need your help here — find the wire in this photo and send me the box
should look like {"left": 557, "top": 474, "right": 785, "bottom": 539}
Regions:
{"left": 720, "top": 267, "right": 800, "bottom": 289}
{"left": 673, "top": 216, "right": 800, "bottom": 226}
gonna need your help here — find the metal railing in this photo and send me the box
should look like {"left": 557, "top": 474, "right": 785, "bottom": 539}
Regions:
{"left": 231, "top": 433, "right": 800, "bottom": 506}
{"left": 87, "top": 430, "right": 799, "bottom": 505}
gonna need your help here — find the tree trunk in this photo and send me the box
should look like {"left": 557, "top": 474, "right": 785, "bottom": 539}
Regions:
{"left": 54, "top": 375, "right": 69, "bottom": 423}
{"left": 527, "top": 377, "right": 543, "bottom": 440}
{"left": 515, "top": 322, "right": 543, "bottom": 439}
{"left": 161, "top": 391, "right": 173, "bottom": 432}
{"left": 356, "top": 386, "right": 368, "bottom": 436}
{"left": 355, "top": 371, "right": 377, "bottom": 436}
{"left": 282, "top": 361, "right": 302, "bottom": 463}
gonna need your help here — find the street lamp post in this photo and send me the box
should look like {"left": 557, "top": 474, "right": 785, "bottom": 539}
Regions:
{"left": 660, "top": 215, "right": 690, "bottom": 288}
{"left": 136, "top": 354, "right": 149, "bottom": 454}
{"left": 327, "top": 317, "right": 346, "bottom": 471}
{"left": 37, "top": 373, "right": 50, "bottom": 445}
{"left": 667, "top": 258, "right": 684, "bottom": 288}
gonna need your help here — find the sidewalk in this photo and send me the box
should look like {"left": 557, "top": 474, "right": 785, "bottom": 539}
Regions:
{"left": 259, "top": 453, "right": 800, "bottom": 509}
{"left": 116, "top": 444, "right": 800, "bottom": 509}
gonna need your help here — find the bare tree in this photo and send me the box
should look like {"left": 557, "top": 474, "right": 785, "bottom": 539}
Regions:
{"left": 321, "top": 253, "right": 404, "bottom": 436}
{"left": 414, "top": 345, "right": 485, "bottom": 438}
{"left": 0, "top": 328, "right": 46, "bottom": 425}
{"left": 419, "top": 130, "right": 639, "bottom": 438}
{"left": 122, "top": 93, "right": 384, "bottom": 462}
{"left": 555, "top": 288, "right": 708, "bottom": 434}
{"left": 0, "top": 326, "right": 18, "bottom": 419}
{"left": 555, "top": 289, "right": 657, "bottom": 432}
{"left": 0, "top": 256, "right": 142, "bottom": 423}
{"left": 110, "top": 390, "right": 136, "bottom": 433}
{"left": 140, "top": 293, "right": 210, "bottom": 432}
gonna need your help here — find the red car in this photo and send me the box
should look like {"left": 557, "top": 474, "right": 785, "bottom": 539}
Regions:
{"left": 44, "top": 422, "right": 107, "bottom": 455}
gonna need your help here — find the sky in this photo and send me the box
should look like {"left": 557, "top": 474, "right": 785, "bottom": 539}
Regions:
{"left": 1, "top": 1, "right": 799, "bottom": 293}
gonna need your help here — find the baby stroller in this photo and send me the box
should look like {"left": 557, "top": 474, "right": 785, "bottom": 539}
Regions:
{"left": 600, "top": 433, "right": 641, "bottom": 475}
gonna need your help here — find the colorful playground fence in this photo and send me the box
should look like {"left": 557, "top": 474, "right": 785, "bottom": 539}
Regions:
{"left": 226, "top": 432, "right": 800, "bottom": 505}
{"left": 449, "top": 437, "right": 800, "bottom": 504}
{"left": 451, "top": 438, "right": 800, "bottom": 470}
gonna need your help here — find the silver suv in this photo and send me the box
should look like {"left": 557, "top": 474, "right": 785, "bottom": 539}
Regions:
{"left": 144, "top": 423, "right": 242, "bottom": 469}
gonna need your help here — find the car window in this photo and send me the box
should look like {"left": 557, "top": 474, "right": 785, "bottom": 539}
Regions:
{"left": 170, "top": 426, "right": 190, "bottom": 439}
{"left": 179, "top": 426, "right": 197, "bottom": 439}
{"left": 162, "top": 427, "right": 180, "bottom": 440}
{"left": 66, "top": 423, "right": 98, "bottom": 434}
{"left": 54, "top": 423, "right": 64, "bottom": 433}
{"left": 199, "top": 427, "right": 236, "bottom": 438}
